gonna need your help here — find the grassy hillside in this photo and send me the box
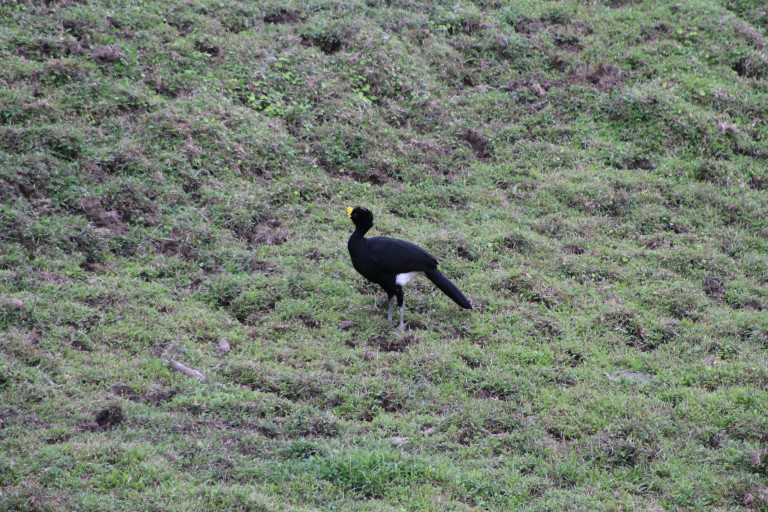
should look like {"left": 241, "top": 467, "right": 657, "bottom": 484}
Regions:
{"left": 1, "top": 0, "right": 767, "bottom": 510}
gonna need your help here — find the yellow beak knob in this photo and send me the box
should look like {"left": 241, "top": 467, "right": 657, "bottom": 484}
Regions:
{"left": 346, "top": 207, "right": 353, "bottom": 218}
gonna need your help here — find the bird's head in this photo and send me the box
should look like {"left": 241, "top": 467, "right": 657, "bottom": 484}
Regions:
{"left": 347, "top": 206, "right": 374, "bottom": 230}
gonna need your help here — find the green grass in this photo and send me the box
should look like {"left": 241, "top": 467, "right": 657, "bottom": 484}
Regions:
{"left": 1, "top": 0, "right": 767, "bottom": 510}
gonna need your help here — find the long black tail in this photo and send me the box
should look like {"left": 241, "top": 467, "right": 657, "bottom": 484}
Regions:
{"left": 425, "top": 268, "right": 472, "bottom": 309}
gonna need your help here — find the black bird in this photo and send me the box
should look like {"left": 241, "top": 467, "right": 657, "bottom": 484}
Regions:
{"left": 346, "top": 206, "right": 471, "bottom": 330}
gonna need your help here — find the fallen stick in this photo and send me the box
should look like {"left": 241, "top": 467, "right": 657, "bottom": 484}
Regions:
{"left": 167, "top": 359, "right": 207, "bottom": 381}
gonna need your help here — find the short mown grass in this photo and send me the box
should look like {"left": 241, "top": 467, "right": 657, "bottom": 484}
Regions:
{"left": 1, "top": 0, "right": 767, "bottom": 510}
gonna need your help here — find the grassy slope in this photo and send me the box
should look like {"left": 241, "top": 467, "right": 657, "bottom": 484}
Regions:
{"left": 1, "top": 0, "right": 767, "bottom": 510}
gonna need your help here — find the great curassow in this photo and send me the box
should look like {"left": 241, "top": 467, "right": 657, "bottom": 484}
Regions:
{"left": 346, "top": 206, "right": 471, "bottom": 330}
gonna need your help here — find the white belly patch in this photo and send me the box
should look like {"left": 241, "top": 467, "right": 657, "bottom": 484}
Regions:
{"left": 396, "top": 271, "right": 423, "bottom": 286}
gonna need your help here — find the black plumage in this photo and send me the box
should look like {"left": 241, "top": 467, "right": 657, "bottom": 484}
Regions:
{"left": 346, "top": 206, "right": 471, "bottom": 329}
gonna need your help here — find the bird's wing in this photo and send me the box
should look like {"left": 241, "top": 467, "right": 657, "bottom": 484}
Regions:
{"left": 366, "top": 237, "right": 438, "bottom": 273}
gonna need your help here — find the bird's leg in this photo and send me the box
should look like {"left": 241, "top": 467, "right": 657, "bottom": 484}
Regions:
{"left": 395, "top": 285, "right": 405, "bottom": 331}
{"left": 387, "top": 296, "right": 395, "bottom": 325}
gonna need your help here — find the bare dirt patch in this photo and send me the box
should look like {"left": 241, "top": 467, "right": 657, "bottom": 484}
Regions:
{"left": 582, "top": 63, "right": 624, "bottom": 92}
{"left": 564, "top": 243, "right": 585, "bottom": 255}
{"left": 371, "top": 334, "right": 417, "bottom": 352}
{"left": 91, "top": 45, "right": 124, "bottom": 65}
{"left": 359, "top": 168, "right": 391, "bottom": 185}
{"left": 194, "top": 39, "right": 219, "bottom": 57}
{"left": 526, "top": 318, "right": 562, "bottom": 338}
{"left": 622, "top": 156, "right": 655, "bottom": 170}
{"left": 304, "top": 248, "right": 327, "bottom": 261}
{"left": 301, "top": 34, "right": 342, "bottom": 54}
{"left": 79, "top": 197, "right": 125, "bottom": 234}
{"left": 732, "top": 54, "right": 768, "bottom": 79}
{"left": 234, "top": 217, "right": 289, "bottom": 246}
{"left": 601, "top": 310, "right": 651, "bottom": 349}
{"left": 640, "top": 23, "right": 671, "bottom": 41}
{"left": 462, "top": 129, "right": 492, "bottom": 159}
{"left": 456, "top": 246, "right": 476, "bottom": 261}
{"left": 702, "top": 274, "right": 726, "bottom": 299}
{"left": 643, "top": 236, "right": 673, "bottom": 250}
{"left": 564, "top": 349, "right": 584, "bottom": 367}
{"left": 553, "top": 33, "right": 582, "bottom": 51}
{"left": 264, "top": 8, "right": 301, "bottom": 24}
{"left": 110, "top": 383, "right": 177, "bottom": 404}
{"left": 82, "top": 405, "right": 124, "bottom": 431}
{"left": 298, "top": 314, "right": 320, "bottom": 329}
